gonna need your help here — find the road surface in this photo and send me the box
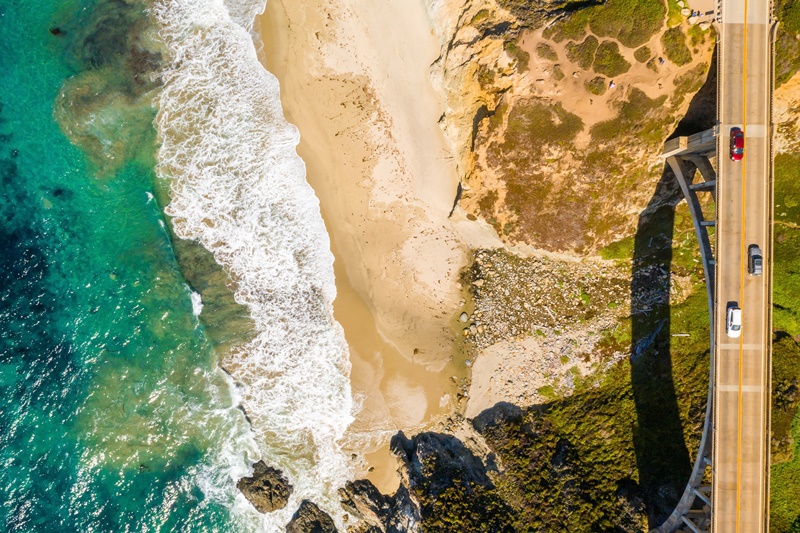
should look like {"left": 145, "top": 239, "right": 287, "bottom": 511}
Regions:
{"left": 712, "top": 0, "right": 773, "bottom": 530}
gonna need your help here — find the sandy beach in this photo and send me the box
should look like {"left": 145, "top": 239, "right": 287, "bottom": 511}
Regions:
{"left": 257, "top": 0, "right": 499, "bottom": 492}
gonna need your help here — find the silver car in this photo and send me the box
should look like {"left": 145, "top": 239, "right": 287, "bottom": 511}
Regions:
{"left": 748, "top": 244, "right": 763, "bottom": 276}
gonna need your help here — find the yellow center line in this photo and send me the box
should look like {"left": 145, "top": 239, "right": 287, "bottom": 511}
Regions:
{"left": 736, "top": 0, "right": 749, "bottom": 530}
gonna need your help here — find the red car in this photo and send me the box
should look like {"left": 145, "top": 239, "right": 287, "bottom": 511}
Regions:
{"left": 730, "top": 127, "right": 744, "bottom": 161}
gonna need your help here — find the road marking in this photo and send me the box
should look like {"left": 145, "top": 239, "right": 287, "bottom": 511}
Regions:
{"left": 719, "top": 385, "right": 763, "bottom": 392}
{"left": 744, "top": 124, "right": 767, "bottom": 137}
{"left": 736, "top": 1, "right": 749, "bottom": 530}
{"left": 719, "top": 343, "right": 763, "bottom": 350}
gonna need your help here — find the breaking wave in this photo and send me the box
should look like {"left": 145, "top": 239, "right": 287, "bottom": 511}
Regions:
{"left": 151, "top": 0, "right": 354, "bottom": 528}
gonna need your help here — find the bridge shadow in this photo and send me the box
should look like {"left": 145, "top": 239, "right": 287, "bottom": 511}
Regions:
{"left": 630, "top": 47, "right": 717, "bottom": 527}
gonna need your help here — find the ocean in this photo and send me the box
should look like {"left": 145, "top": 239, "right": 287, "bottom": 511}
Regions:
{"left": 0, "top": 0, "right": 352, "bottom": 530}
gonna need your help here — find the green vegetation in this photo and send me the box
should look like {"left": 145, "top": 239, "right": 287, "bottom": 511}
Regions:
{"left": 487, "top": 101, "right": 584, "bottom": 246}
{"left": 470, "top": 9, "right": 491, "bottom": 26}
{"left": 503, "top": 101, "right": 583, "bottom": 153}
{"left": 673, "top": 62, "right": 708, "bottom": 94}
{"left": 590, "top": 88, "right": 668, "bottom": 143}
{"left": 672, "top": 62, "right": 709, "bottom": 106}
{"left": 773, "top": 154, "right": 800, "bottom": 336}
{"left": 565, "top": 35, "right": 599, "bottom": 70}
{"left": 661, "top": 26, "right": 692, "bottom": 66}
{"left": 771, "top": 336, "right": 800, "bottom": 464}
{"left": 600, "top": 235, "right": 635, "bottom": 261}
{"left": 505, "top": 41, "right": 531, "bottom": 72}
{"left": 536, "top": 42, "right": 559, "bottom": 61}
{"left": 477, "top": 66, "right": 495, "bottom": 88}
{"left": 634, "top": 45, "right": 652, "bottom": 63}
{"left": 775, "top": 0, "right": 800, "bottom": 85}
{"left": 585, "top": 76, "right": 607, "bottom": 95}
{"left": 769, "top": 152, "right": 800, "bottom": 533}
{"left": 545, "top": 0, "right": 665, "bottom": 48}
{"left": 593, "top": 41, "right": 632, "bottom": 77}
{"left": 687, "top": 24, "right": 708, "bottom": 47}
{"left": 666, "top": 0, "right": 684, "bottom": 28}
{"left": 552, "top": 64, "right": 566, "bottom": 81}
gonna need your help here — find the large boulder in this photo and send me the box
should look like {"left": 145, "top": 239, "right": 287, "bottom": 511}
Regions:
{"left": 286, "top": 500, "right": 338, "bottom": 533}
{"left": 237, "top": 460, "right": 293, "bottom": 513}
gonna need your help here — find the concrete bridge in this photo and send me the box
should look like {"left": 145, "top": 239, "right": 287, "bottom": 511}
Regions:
{"left": 654, "top": 0, "right": 775, "bottom": 530}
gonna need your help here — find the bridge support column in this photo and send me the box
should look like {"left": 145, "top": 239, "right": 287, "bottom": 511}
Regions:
{"left": 651, "top": 130, "right": 718, "bottom": 533}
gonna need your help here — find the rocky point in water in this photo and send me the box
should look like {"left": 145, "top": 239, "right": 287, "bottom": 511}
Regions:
{"left": 236, "top": 460, "right": 293, "bottom": 513}
{"left": 286, "top": 500, "right": 338, "bottom": 533}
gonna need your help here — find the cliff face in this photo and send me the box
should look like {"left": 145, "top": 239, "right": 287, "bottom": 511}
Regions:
{"left": 426, "top": 0, "right": 715, "bottom": 254}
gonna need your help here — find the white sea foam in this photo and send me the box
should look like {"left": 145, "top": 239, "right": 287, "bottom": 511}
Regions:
{"left": 190, "top": 291, "right": 204, "bottom": 316}
{"left": 151, "top": 0, "right": 354, "bottom": 529}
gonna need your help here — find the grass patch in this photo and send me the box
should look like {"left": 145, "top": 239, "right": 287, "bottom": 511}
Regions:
{"left": 671, "top": 62, "right": 709, "bottom": 105}
{"left": 776, "top": 0, "right": 800, "bottom": 85}
{"left": 600, "top": 235, "right": 635, "bottom": 260}
{"left": 505, "top": 40, "right": 531, "bottom": 72}
{"left": 585, "top": 76, "right": 607, "bottom": 95}
{"left": 661, "top": 26, "right": 692, "bottom": 66}
{"left": 666, "top": 0, "right": 684, "bottom": 27}
{"left": 504, "top": 101, "right": 584, "bottom": 153}
{"left": 771, "top": 335, "right": 800, "bottom": 464}
{"left": 547, "top": 0, "right": 665, "bottom": 48}
{"left": 687, "top": 24, "right": 708, "bottom": 47}
{"left": 566, "top": 35, "right": 599, "bottom": 70}
{"left": 593, "top": 40, "right": 632, "bottom": 77}
{"left": 673, "top": 62, "right": 708, "bottom": 94}
{"left": 470, "top": 9, "right": 491, "bottom": 26}
{"left": 773, "top": 154, "right": 800, "bottom": 336}
{"left": 552, "top": 64, "right": 566, "bottom": 81}
{"left": 536, "top": 42, "right": 559, "bottom": 61}
{"left": 477, "top": 66, "right": 495, "bottom": 88}
{"left": 634, "top": 45, "right": 652, "bottom": 63}
{"left": 770, "top": 152, "right": 800, "bottom": 533}
{"left": 590, "top": 88, "right": 668, "bottom": 143}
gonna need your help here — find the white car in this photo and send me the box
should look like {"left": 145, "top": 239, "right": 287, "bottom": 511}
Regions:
{"left": 726, "top": 306, "right": 742, "bottom": 338}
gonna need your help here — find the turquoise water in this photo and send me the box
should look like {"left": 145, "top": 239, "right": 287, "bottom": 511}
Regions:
{"left": 0, "top": 0, "right": 249, "bottom": 530}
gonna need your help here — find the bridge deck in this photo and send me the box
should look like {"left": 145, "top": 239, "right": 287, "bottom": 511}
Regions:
{"left": 712, "top": 0, "right": 773, "bottom": 531}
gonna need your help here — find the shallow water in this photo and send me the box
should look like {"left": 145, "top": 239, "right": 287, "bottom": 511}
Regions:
{"left": 0, "top": 0, "right": 348, "bottom": 530}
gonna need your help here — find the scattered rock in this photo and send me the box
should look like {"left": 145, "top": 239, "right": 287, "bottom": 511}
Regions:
{"left": 677, "top": 0, "right": 685, "bottom": 6}
{"left": 681, "top": 7, "right": 691, "bottom": 16}
{"left": 286, "top": 500, "right": 338, "bottom": 533}
{"left": 237, "top": 460, "right": 293, "bottom": 513}
{"left": 460, "top": 312, "right": 469, "bottom": 322}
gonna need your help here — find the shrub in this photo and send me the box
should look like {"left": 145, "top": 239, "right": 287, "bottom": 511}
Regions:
{"left": 566, "top": 35, "right": 599, "bottom": 70}
{"left": 546, "top": 0, "right": 665, "bottom": 48}
{"left": 586, "top": 76, "right": 608, "bottom": 95}
{"left": 593, "top": 41, "right": 632, "bottom": 77}
{"left": 504, "top": 41, "right": 531, "bottom": 72}
{"left": 590, "top": 88, "right": 667, "bottom": 142}
{"left": 634, "top": 45, "right": 652, "bottom": 63}
{"left": 536, "top": 42, "right": 559, "bottom": 61}
{"left": 661, "top": 26, "right": 692, "bottom": 66}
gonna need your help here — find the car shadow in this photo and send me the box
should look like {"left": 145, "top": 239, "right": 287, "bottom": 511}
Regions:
{"left": 630, "top": 45, "right": 719, "bottom": 527}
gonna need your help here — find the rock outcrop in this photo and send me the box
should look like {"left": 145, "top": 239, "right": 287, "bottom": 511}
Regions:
{"left": 236, "top": 460, "right": 293, "bottom": 513}
{"left": 286, "top": 500, "right": 338, "bottom": 533}
{"left": 339, "top": 478, "right": 421, "bottom": 533}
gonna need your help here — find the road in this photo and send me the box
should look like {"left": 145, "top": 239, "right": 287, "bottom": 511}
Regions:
{"left": 712, "top": 0, "right": 773, "bottom": 530}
